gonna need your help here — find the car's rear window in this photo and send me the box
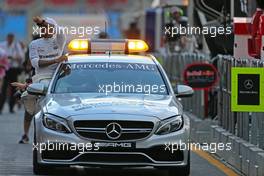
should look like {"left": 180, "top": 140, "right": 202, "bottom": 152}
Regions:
{"left": 52, "top": 62, "right": 168, "bottom": 95}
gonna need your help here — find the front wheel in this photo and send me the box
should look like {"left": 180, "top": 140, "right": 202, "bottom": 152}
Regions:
{"left": 168, "top": 151, "right": 190, "bottom": 176}
{"left": 33, "top": 149, "right": 55, "bottom": 175}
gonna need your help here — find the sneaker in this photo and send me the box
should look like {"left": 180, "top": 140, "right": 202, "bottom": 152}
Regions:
{"left": 18, "top": 134, "right": 29, "bottom": 144}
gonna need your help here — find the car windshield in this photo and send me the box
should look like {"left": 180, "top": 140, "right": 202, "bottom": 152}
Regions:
{"left": 52, "top": 62, "right": 168, "bottom": 95}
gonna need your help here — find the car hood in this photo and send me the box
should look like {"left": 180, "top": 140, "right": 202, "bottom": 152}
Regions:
{"left": 43, "top": 93, "right": 182, "bottom": 120}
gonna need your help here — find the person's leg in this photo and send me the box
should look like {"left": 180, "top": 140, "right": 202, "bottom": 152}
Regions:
{"left": 24, "top": 111, "right": 33, "bottom": 135}
{"left": 0, "top": 79, "right": 2, "bottom": 94}
{"left": 19, "top": 110, "right": 33, "bottom": 144}
{"left": 8, "top": 68, "right": 20, "bottom": 113}
{"left": 0, "top": 71, "right": 10, "bottom": 113}
{"left": 9, "top": 87, "right": 16, "bottom": 113}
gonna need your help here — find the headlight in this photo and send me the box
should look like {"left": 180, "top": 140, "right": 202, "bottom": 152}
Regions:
{"left": 43, "top": 114, "right": 71, "bottom": 133}
{"left": 155, "top": 115, "right": 183, "bottom": 135}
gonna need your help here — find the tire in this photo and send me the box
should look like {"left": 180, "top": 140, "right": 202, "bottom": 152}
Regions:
{"left": 168, "top": 150, "right": 190, "bottom": 176}
{"left": 33, "top": 120, "right": 55, "bottom": 175}
{"left": 33, "top": 148, "right": 55, "bottom": 175}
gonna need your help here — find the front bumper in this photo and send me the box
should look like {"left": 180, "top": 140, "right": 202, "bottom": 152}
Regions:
{"left": 34, "top": 115, "right": 190, "bottom": 168}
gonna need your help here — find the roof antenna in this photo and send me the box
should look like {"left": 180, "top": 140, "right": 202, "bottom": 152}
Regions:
{"left": 105, "top": 21, "right": 107, "bottom": 35}
{"left": 105, "top": 50, "right": 111, "bottom": 57}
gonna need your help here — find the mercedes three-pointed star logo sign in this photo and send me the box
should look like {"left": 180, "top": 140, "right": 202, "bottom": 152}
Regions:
{"left": 105, "top": 122, "right": 122, "bottom": 140}
{"left": 244, "top": 79, "right": 254, "bottom": 90}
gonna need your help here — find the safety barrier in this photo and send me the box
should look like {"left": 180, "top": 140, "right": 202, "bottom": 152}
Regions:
{"left": 159, "top": 52, "right": 264, "bottom": 176}
{"left": 217, "top": 55, "right": 264, "bottom": 149}
{"left": 213, "top": 55, "right": 264, "bottom": 176}
{"left": 161, "top": 52, "right": 264, "bottom": 149}
{"left": 161, "top": 52, "right": 210, "bottom": 118}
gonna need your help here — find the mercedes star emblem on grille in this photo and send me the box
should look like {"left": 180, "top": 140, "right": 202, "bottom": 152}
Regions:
{"left": 105, "top": 122, "right": 122, "bottom": 140}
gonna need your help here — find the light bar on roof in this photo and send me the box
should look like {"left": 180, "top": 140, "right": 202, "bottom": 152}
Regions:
{"left": 67, "top": 39, "right": 149, "bottom": 54}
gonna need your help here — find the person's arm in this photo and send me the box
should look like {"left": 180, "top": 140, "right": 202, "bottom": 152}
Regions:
{"left": 11, "top": 82, "right": 29, "bottom": 91}
{"left": 29, "top": 41, "right": 68, "bottom": 69}
{"left": 38, "top": 55, "right": 67, "bottom": 68}
{"left": 33, "top": 16, "right": 55, "bottom": 30}
{"left": 29, "top": 42, "right": 40, "bottom": 70}
{"left": 54, "top": 20, "right": 66, "bottom": 52}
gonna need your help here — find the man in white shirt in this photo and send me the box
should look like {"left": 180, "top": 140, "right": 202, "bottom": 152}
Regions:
{"left": 29, "top": 16, "right": 67, "bottom": 78}
{"left": 0, "top": 33, "right": 25, "bottom": 114}
{"left": 15, "top": 16, "right": 68, "bottom": 144}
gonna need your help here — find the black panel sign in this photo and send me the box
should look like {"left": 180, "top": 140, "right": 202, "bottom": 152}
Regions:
{"left": 237, "top": 74, "right": 260, "bottom": 105}
{"left": 231, "top": 67, "right": 264, "bottom": 112}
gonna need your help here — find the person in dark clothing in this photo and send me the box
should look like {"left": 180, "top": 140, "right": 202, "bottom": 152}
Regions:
{"left": 98, "top": 32, "right": 109, "bottom": 39}
{"left": 0, "top": 33, "right": 24, "bottom": 113}
{"left": 124, "top": 22, "right": 140, "bottom": 39}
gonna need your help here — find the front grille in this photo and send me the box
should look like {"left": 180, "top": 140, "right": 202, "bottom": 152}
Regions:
{"left": 90, "top": 145, "right": 184, "bottom": 162}
{"left": 73, "top": 120, "right": 154, "bottom": 141}
{"left": 41, "top": 143, "right": 79, "bottom": 160}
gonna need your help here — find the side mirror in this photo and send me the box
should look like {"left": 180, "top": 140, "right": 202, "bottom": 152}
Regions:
{"left": 27, "top": 83, "right": 47, "bottom": 96}
{"left": 175, "top": 85, "right": 194, "bottom": 98}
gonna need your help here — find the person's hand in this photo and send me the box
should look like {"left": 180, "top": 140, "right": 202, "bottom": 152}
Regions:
{"left": 62, "top": 64, "right": 71, "bottom": 75}
{"left": 55, "top": 55, "right": 68, "bottom": 63}
{"left": 33, "top": 16, "right": 44, "bottom": 25}
{"left": 11, "top": 82, "right": 27, "bottom": 90}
